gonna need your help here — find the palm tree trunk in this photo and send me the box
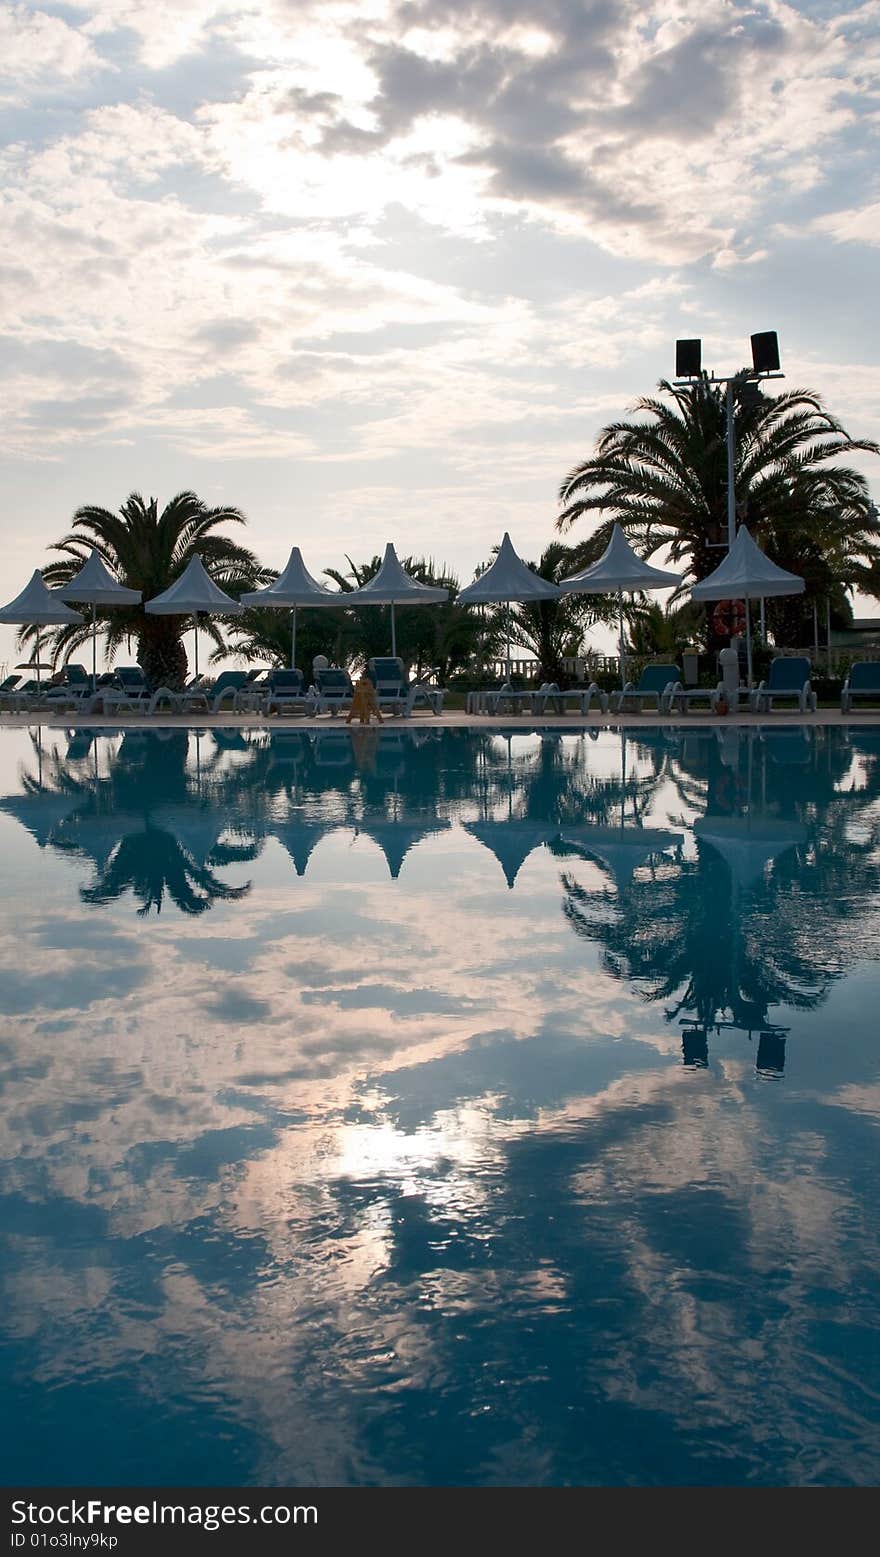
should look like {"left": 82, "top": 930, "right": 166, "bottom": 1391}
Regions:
{"left": 138, "top": 618, "right": 187, "bottom": 689}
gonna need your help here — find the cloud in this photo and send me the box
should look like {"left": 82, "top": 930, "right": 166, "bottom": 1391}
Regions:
{"left": 0, "top": 5, "right": 106, "bottom": 98}
{"left": 0, "top": 0, "right": 878, "bottom": 604}
{"left": 814, "top": 201, "right": 880, "bottom": 248}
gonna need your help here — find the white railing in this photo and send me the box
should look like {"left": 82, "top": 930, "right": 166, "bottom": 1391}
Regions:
{"left": 487, "top": 657, "right": 539, "bottom": 679}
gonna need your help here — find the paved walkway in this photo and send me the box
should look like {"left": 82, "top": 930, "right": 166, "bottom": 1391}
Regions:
{"left": 3, "top": 709, "right": 880, "bottom": 731}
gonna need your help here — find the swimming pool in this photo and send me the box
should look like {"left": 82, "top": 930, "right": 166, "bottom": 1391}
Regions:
{"left": 1, "top": 723, "right": 879, "bottom": 1486}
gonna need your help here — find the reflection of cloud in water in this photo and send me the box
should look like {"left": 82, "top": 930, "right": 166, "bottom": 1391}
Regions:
{"left": 201, "top": 989, "right": 275, "bottom": 1025}
{"left": 2, "top": 726, "right": 880, "bottom": 1483}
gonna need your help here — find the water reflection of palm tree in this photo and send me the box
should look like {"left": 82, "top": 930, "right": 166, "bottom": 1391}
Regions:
{"left": 2, "top": 730, "right": 255, "bottom": 915}
{"left": 561, "top": 727, "right": 880, "bottom": 1043}
{"left": 80, "top": 823, "right": 251, "bottom": 915}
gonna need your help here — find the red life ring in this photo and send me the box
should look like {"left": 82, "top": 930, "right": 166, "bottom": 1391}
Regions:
{"left": 711, "top": 599, "right": 747, "bottom": 637}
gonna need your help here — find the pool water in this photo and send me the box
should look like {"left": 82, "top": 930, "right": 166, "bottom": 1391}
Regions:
{"left": 1, "top": 723, "right": 879, "bottom": 1487}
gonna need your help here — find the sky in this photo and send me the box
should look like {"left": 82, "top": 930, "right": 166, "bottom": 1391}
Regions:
{"left": 1, "top": 0, "right": 879, "bottom": 670}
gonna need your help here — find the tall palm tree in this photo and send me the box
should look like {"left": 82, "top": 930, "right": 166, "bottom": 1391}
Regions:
{"left": 35, "top": 491, "right": 263, "bottom": 688}
{"left": 557, "top": 376, "right": 879, "bottom": 646}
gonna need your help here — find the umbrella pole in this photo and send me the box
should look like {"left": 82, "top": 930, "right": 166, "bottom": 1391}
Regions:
{"left": 618, "top": 589, "right": 625, "bottom": 688}
{"left": 36, "top": 627, "right": 41, "bottom": 689}
{"left": 193, "top": 614, "right": 199, "bottom": 680}
{"left": 745, "top": 597, "right": 753, "bottom": 687}
{"left": 506, "top": 601, "right": 512, "bottom": 681}
{"left": 291, "top": 606, "right": 297, "bottom": 670}
{"left": 391, "top": 602, "right": 396, "bottom": 658}
{"left": 92, "top": 603, "right": 97, "bottom": 692}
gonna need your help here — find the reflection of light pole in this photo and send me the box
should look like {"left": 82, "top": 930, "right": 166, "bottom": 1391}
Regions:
{"left": 674, "top": 333, "right": 785, "bottom": 552}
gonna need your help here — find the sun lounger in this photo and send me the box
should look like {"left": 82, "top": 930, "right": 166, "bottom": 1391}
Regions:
{"left": 749, "top": 656, "right": 816, "bottom": 714}
{"left": 666, "top": 680, "right": 725, "bottom": 714}
{"left": 148, "top": 677, "right": 210, "bottom": 714}
{"left": 611, "top": 664, "right": 680, "bottom": 713}
{"left": 6, "top": 678, "right": 43, "bottom": 710}
{"left": 263, "top": 668, "right": 312, "bottom": 715}
{"left": 314, "top": 667, "right": 354, "bottom": 716}
{"left": 841, "top": 661, "right": 880, "bottom": 712}
{"left": 0, "top": 675, "right": 22, "bottom": 709}
{"left": 531, "top": 682, "right": 609, "bottom": 715}
{"left": 93, "top": 667, "right": 152, "bottom": 714}
{"left": 366, "top": 657, "right": 408, "bottom": 714}
{"left": 33, "top": 663, "right": 95, "bottom": 711}
{"left": 210, "top": 670, "right": 250, "bottom": 711}
{"left": 405, "top": 681, "right": 444, "bottom": 715}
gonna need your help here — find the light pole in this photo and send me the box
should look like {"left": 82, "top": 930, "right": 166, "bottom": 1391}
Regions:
{"left": 674, "top": 332, "right": 785, "bottom": 552}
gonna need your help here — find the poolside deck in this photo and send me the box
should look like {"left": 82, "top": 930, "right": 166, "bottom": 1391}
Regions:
{"left": 3, "top": 708, "right": 880, "bottom": 731}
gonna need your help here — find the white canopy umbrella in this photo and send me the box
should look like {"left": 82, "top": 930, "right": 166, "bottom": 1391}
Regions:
{"left": 690, "top": 526, "right": 804, "bottom": 685}
{"left": 145, "top": 555, "right": 243, "bottom": 679}
{"left": 58, "top": 548, "right": 141, "bottom": 689}
{"left": 457, "top": 533, "right": 559, "bottom": 678}
{"left": 0, "top": 570, "right": 84, "bottom": 686}
{"left": 345, "top": 543, "right": 449, "bottom": 658}
{"left": 558, "top": 524, "right": 681, "bottom": 689}
{"left": 240, "top": 546, "right": 341, "bottom": 669}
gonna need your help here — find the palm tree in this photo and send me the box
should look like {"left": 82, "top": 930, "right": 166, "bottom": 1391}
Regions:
{"left": 626, "top": 599, "right": 703, "bottom": 660}
{"left": 35, "top": 491, "right": 263, "bottom": 688}
{"left": 557, "top": 376, "right": 879, "bottom": 647}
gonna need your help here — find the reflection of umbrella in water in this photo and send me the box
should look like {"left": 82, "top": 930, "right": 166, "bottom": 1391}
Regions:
{"left": 271, "top": 817, "right": 339, "bottom": 876}
{"left": 687, "top": 809, "right": 801, "bottom": 1072}
{"left": 355, "top": 815, "right": 451, "bottom": 879}
{"left": 65, "top": 729, "right": 96, "bottom": 763}
{"left": 463, "top": 820, "right": 550, "bottom": 889}
{"left": 555, "top": 823, "right": 682, "bottom": 890}
{"left": 0, "top": 727, "right": 85, "bottom": 845}
{"left": 694, "top": 815, "right": 805, "bottom": 889}
{"left": 0, "top": 786, "right": 81, "bottom": 848}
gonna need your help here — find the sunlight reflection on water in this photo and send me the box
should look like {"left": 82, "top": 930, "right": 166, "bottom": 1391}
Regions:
{"left": 0, "top": 723, "right": 879, "bottom": 1484}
